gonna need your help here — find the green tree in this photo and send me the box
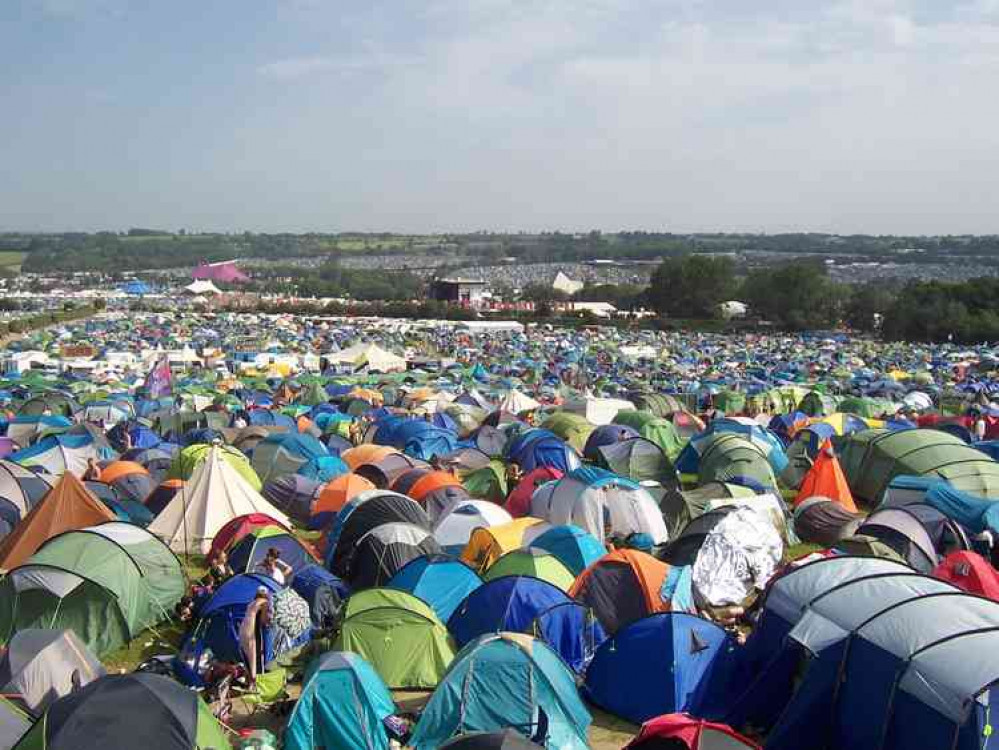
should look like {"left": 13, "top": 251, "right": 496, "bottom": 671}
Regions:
{"left": 741, "top": 262, "right": 840, "bottom": 330}
{"left": 845, "top": 283, "right": 894, "bottom": 332}
{"left": 648, "top": 255, "right": 736, "bottom": 318}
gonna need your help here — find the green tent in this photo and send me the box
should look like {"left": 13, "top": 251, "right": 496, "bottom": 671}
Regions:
{"left": 696, "top": 433, "right": 778, "bottom": 492}
{"left": 628, "top": 392, "right": 690, "bottom": 418}
{"left": 167, "top": 443, "right": 262, "bottom": 490}
{"left": 713, "top": 390, "right": 746, "bottom": 415}
{"left": 597, "top": 437, "right": 677, "bottom": 487}
{"left": 798, "top": 391, "right": 841, "bottom": 417}
{"left": 839, "top": 396, "right": 895, "bottom": 419}
{"left": 462, "top": 460, "right": 509, "bottom": 504}
{"left": 334, "top": 588, "right": 455, "bottom": 689}
{"left": 658, "top": 481, "right": 758, "bottom": 539}
{"left": 483, "top": 548, "right": 576, "bottom": 592}
{"left": 612, "top": 410, "right": 685, "bottom": 460}
{"left": 838, "top": 428, "right": 999, "bottom": 503}
{"left": 0, "top": 522, "right": 185, "bottom": 656}
{"left": 540, "top": 413, "right": 595, "bottom": 454}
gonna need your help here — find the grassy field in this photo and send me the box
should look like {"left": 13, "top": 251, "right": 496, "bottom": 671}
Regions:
{"left": 0, "top": 251, "right": 25, "bottom": 272}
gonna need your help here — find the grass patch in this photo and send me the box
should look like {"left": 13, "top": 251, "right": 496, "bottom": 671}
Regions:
{"left": 0, "top": 251, "right": 25, "bottom": 271}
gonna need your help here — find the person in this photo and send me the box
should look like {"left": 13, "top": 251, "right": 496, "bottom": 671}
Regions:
{"left": 256, "top": 547, "right": 293, "bottom": 586}
{"left": 175, "top": 596, "right": 195, "bottom": 623}
{"left": 506, "top": 462, "right": 523, "bottom": 487}
{"left": 204, "top": 550, "right": 234, "bottom": 589}
{"left": 239, "top": 587, "right": 271, "bottom": 685}
{"left": 974, "top": 412, "right": 987, "bottom": 442}
{"left": 83, "top": 458, "right": 101, "bottom": 481}
{"left": 233, "top": 413, "right": 248, "bottom": 430}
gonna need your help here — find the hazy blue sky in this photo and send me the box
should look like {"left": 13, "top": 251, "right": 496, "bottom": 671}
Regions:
{"left": 2, "top": 0, "right": 998, "bottom": 234}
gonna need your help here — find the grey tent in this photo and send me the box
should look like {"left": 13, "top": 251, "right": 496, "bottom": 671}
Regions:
{"left": 856, "top": 506, "right": 939, "bottom": 573}
{"left": 0, "top": 629, "right": 105, "bottom": 714}
{"left": 262, "top": 474, "right": 321, "bottom": 524}
{"left": 792, "top": 497, "right": 863, "bottom": 548}
{"left": 0, "top": 698, "right": 28, "bottom": 750}
{"left": 597, "top": 438, "right": 677, "bottom": 487}
{"left": 660, "top": 506, "right": 739, "bottom": 566}
{"left": 348, "top": 522, "right": 442, "bottom": 589}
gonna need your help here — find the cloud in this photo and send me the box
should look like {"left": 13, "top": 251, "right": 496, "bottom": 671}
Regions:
{"left": 256, "top": 56, "right": 338, "bottom": 80}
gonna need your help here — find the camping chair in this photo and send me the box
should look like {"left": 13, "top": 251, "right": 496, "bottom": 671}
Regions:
{"left": 235, "top": 667, "right": 290, "bottom": 716}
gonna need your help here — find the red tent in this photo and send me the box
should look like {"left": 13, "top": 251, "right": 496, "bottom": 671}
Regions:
{"left": 505, "top": 466, "right": 563, "bottom": 517}
{"left": 625, "top": 713, "right": 760, "bottom": 750}
{"left": 208, "top": 512, "right": 287, "bottom": 559}
{"left": 933, "top": 551, "right": 999, "bottom": 601}
{"left": 191, "top": 260, "right": 250, "bottom": 284}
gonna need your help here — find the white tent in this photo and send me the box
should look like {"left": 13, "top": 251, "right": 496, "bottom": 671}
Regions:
{"left": 498, "top": 389, "right": 541, "bottom": 414}
{"left": 184, "top": 280, "right": 222, "bottom": 296}
{"left": 563, "top": 396, "right": 635, "bottom": 426}
{"left": 148, "top": 446, "right": 290, "bottom": 554}
{"left": 327, "top": 343, "right": 407, "bottom": 373}
{"left": 552, "top": 271, "right": 584, "bottom": 296}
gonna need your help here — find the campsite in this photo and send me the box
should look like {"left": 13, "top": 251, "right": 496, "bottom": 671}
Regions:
{"left": 0, "top": 311, "right": 999, "bottom": 749}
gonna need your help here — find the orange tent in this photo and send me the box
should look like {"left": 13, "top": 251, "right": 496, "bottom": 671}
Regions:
{"left": 99, "top": 460, "right": 149, "bottom": 484}
{"left": 342, "top": 444, "right": 398, "bottom": 471}
{"left": 407, "top": 471, "right": 463, "bottom": 503}
{"left": 313, "top": 473, "right": 376, "bottom": 517}
{"left": 570, "top": 549, "right": 670, "bottom": 634}
{"left": 0, "top": 473, "right": 116, "bottom": 571}
{"left": 794, "top": 439, "right": 857, "bottom": 512}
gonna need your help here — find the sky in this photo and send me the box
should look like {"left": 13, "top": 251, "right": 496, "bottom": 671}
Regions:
{"left": 2, "top": 0, "right": 998, "bottom": 235}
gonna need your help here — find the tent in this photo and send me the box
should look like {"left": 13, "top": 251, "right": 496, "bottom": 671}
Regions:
{"left": 529, "top": 525, "right": 605, "bottom": 577}
{"left": 624, "top": 714, "right": 760, "bottom": 750}
{"left": 348, "top": 522, "right": 442, "bottom": 588}
{"left": 207, "top": 512, "right": 287, "bottom": 560}
{"left": 584, "top": 612, "right": 737, "bottom": 724}
{"left": 0, "top": 462, "right": 54, "bottom": 540}
{"left": 0, "top": 698, "right": 28, "bottom": 750}
{"left": 461, "top": 460, "right": 509, "bottom": 504}
{"left": 324, "top": 491, "right": 430, "bottom": 576}
{"left": 530, "top": 466, "right": 668, "bottom": 545}
{"left": 355, "top": 452, "right": 426, "bottom": 489}
{"left": 410, "top": 633, "right": 591, "bottom": 750}
{"left": 388, "top": 555, "right": 483, "bottom": 623}
{"left": 9, "top": 432, "right": 107, "bottom": 478}
{"left": 0, "top": 629, "right": 104, "bottom": 714}
{"left": 250, "top": 432, "right": 329, "bottom": 484}
{"left": 506, "top": 467, "right": 564, "bottom": 518}
{"left": 0, "top": 473, "right": 116, "bottom": 572}
{"left": 6, "top": 417, "right": 72, "bottom": 450}
{"left": 688, "top": 434, "right": 779, "bottom": 494}
{"left": 178, "top": 573, "right": 308, "bottom": 676}
{"left": 97, "top": 461, "right": 154, "bottom": 505}
{"left": 433, "top": 500, "right": 513, "bottom": 553}
{"left": 227, "top": 524, "right": 317, "bottom": 577}
{"left": 562, "top": 396, "right": 634, "bottom": 426}
{"left": 311, "top": 473, "right": 377, "bottom": 529}
{"left": 506, "top": 429, "right": 582, "bottom": 474}
{"left": 792, "top": 497, "right": 863, "bottom": 548}
{"left": 148, "top": 445, "right": 290, "bottom": 554}
{"left": 460, "top": 518, "right": 548, "bottom": 574}
{"left": 327, "top": 343, "right": 407, "bottom": 373}
{"left": 262, "top": 474, "right": 321, "bottom": 523}
{"left": 613, "top": 410, "right": 685, "bottom": 461}
{"left": 793, "top": 439, "right": 856, "bottom": 512}
{"left": 334, "top": 588, "right": 455, "bottom": 688}
{"left": 167, "top": 442, "right": 261, "bottom": 490}
{"left": 284, "top": 651, "right": 396, "bottom": 750}
{"left": 12, "top": 673, "right": 230, "bottom": 750}
{"left": 854, "top": 506, "right": 939, "bottom": 573}
{"left": 597, "top": 437, "right": 677, "bottom": 487}
{"left": 838, "top": 428, "right": 999, "bottom": 502}
{"left": 933, "top": 551, "right": 999, "bottom": 600}
{"left": 570, "top": 549, "right": 670, "bottom": 635}
{"left": 143, "top": 479, "right": 183, "bottom": 517}
{"left": 497, "top": 390, "right": 540, "bottom": 414}
{"left": 0, "top": 522, "right": 185, "bottom": 656}
{"left": 540, "top": 412, "right": 595, "bottom": 453}
{"left": 483, "top": 548, "right": 576, "bottom": 592}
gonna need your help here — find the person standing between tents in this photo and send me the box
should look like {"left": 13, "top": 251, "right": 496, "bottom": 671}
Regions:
{"left": 203, "top": 550, "right": 234, "bottom": 590}
{"left": 240, "top": 587, "right": 271, "bottom": 686}
{"left": 973, "top": 409, "right": 988, "bottom": 442}
{"left": 257, "top": 548, "right": 293, "bottom": 586}
{"left": 83, "top": 458, "right": 101, "bottom": 481}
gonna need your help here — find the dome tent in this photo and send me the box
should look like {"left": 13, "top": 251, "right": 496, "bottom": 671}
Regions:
{"left": 0, "top": 628, "right": 105, "bottom": 714}
{"left": 12, "top": 673, "right": 229, "bottom": 750}
{"left": 333, "top": 588, "right": 455, "bottom": 689}
{"left": 0, "top": 522, "right": 185, "bottom": 657}
{"left": 410, "top": 633, "right": 591, "bottom": 750}
{"left": 283, "top": 651, "right": 396, "bottom": 750}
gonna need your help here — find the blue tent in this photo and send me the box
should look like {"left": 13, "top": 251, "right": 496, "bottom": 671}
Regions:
{"left": 387, "top": 555, "right": 482, "bottom": 623}
{"left": 120, "top": 280, "right": 152, "bottom": 295}
{"left": 583, "top": 424, "right": 639, "bottom": 463}
{"left": 506, "top": 429, "right": 582, "bottom": 474}
{"left": 176, "top": 574, "right": 309, "bottom": 684}
{"left": 374, "top": 418, "right": 460, "bottom": 462}
{"left": 251, "top": 432, "right": 329, "bottom": 484}
{"left": 410, "top": 634, "right": 591, "bottom": 750}
{"left": 247, "top": 409, "right": 296, "bottom": 429}
{"left": 284, "top": 651, "right": 396, "bottom": 750}
{"left": 529, "top": 525, "right": 606, "bottom": 577}
{"left": 583, "top": 612, "right": 737, "bottom": 724}
{"left": 447, "top": 576, "right": 574, "bottom": 648}
{"left": 298, "top": 455, "right": 349, "bottom": 483}
{"left": 291, "top": 563, "right": 350, "bottom": 628}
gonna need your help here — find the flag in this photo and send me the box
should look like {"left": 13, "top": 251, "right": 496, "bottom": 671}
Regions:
{"left": 144, "top": 355, "right": 173, "bottom": 399}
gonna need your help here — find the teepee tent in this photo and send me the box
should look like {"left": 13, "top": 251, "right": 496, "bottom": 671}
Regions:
{"left": 149, "top": 445, "right": 290, "bottom": 554}
{"left": 328, "top": 344, "right": 406, "bottom": 373}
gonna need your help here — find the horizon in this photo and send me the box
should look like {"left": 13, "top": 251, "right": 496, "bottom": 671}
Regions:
{"left": 3, "top": 1, "right": 999, "bottom": 235}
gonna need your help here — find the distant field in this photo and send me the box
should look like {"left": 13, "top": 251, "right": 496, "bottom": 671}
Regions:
{"left": 119, "top": 234, "right": 178, "bottom": 242}
{"left": 0, "top": 251, "right": 25, "bottom": 272}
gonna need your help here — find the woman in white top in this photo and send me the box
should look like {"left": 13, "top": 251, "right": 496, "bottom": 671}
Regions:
{"left": 256, "top": 547, "right": 294, "bottom": 586}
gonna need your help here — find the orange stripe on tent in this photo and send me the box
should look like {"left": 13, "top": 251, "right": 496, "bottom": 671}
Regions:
{"left": 407, "top": 471, "right": 463, "bottom": 503}
{"left": 313, "top": 473, "right": 376, "bottom": 516}
{"left": 98, "top": 460, "right": 149, "bottom": 484}
{"left": 341, "top": 445, "right": 399, "bottom": 471}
